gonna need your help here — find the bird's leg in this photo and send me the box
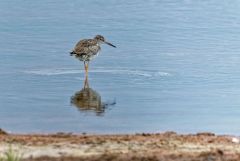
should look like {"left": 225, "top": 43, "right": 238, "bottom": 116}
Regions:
{"left": 85, "top": 61, "right": 89, "bottom": 75}
{"left": 83, "top": 61, "right": 89, "bottom": 88}
{"left": 84, "top": 61, "right": 88, "bottom": 76}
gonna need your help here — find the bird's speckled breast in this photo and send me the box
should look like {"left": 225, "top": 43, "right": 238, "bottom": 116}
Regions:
{"left": 75, "top": 44, "right": 101, "bottom": 61}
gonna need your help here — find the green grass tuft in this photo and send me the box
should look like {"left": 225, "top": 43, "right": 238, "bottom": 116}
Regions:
{"left": 0, "top": 146, "right": 22, "bottom": 161}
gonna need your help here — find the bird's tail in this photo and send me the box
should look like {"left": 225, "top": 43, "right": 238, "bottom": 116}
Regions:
{"left": 70, "top": 51, "right": 76, "bottom": 56}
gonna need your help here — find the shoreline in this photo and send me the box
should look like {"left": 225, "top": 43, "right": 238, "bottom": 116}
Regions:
{"left": 0, "top": 130, "right": 240, "bottom": 161}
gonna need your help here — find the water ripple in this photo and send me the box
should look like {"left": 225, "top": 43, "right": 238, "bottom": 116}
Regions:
{"left": 23, "top": 68, "right": 172, "bottom": 78}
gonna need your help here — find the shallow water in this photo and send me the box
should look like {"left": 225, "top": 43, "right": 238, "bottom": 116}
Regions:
{"left": 1, "top": 0, "right": 240, "bottom": 134}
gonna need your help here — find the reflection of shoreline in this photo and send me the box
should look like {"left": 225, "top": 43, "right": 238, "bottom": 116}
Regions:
{"left": 71, "top": 75, "right": 116, "bottom": 115}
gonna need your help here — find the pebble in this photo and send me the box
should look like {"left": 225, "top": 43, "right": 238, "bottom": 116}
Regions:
{"left": 232, "top": 137, "right": 240, "bottom": 143}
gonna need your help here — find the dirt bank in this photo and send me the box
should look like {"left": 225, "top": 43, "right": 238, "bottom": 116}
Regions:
{"left": 0, "top": 131, "right": 240, "bottom": 161}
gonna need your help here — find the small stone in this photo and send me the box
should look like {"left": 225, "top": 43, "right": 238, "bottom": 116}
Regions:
{"left": 232, "top": 137, "right": 240, "bottom": 143}
{"left": 196, "top": 132, "right": 215, "bottom": 136}
{"left": 0, "top": 128, "right": 7, "bottom": 135}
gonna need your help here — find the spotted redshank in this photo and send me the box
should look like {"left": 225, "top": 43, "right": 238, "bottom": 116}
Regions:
{"left": 70, "top": 35, "right": 116, "bottom": 75}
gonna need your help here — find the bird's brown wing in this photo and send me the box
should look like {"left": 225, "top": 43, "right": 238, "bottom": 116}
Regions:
{"left": 73, "top": 39, "right": 99, "bottom": 55}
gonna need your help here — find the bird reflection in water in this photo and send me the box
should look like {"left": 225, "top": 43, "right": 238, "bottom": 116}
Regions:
{"left": 71, "top": 75, "right": 116, "bottom": 115}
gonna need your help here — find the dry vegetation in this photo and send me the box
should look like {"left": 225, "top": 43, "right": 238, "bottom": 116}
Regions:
{"left": 0, "top": 129, "right": 240, "bottom": 161}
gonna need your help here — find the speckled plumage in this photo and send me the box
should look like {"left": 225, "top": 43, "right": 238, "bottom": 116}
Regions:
{"left": 70, "top": 35, "right": 116, "bottom": 74}
{"left": 71, "top": 38, "right": 101, "bottom": 61}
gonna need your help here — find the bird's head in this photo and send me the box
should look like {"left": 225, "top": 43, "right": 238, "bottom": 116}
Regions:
{"left": 94, "top": 35, "right": 105, "bottom": 42}
{"left": 94, "top": 35, "right": 116, "bottom": 48}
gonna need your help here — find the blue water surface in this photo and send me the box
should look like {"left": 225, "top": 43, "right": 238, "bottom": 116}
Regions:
{"left": 1, "top": 0, "right": 240, "bottom": 134}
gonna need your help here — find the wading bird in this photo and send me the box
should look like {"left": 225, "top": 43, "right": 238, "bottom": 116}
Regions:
{"left": 70, "top": 35, "right": 116, "bottom": 75}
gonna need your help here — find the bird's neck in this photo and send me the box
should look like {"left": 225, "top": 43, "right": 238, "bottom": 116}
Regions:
{"left": 96, "top": 40, "right": 103, "bottom": 45}
{"left": 97, "top": 42, "right": 102, "bottom": 46}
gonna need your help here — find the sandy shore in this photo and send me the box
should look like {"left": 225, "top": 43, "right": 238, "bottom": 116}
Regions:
{"left": 1, "top": 130, "right": 240, "bottom": 161}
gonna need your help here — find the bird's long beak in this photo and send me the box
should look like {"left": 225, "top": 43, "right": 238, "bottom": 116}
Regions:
{"left": 104, "top": 41, "right": 116, "bottom": 48}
